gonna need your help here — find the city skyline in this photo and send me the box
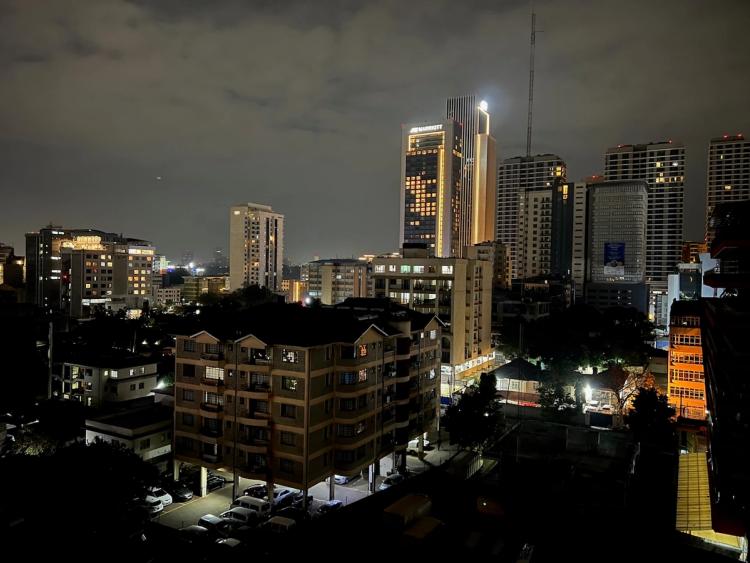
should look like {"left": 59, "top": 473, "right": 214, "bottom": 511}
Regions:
{"left": 1, "top": 0, "right": 749, "bottom": 263}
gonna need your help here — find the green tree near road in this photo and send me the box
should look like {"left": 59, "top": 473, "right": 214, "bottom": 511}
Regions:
{"left": 443, "top": 372, "right": 504, "bottom": 452}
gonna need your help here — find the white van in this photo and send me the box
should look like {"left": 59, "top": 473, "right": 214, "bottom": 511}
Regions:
{"left": 232, "top": 496, "right": 272, "bottom": 518}
{"left": 262, "top": 515, "right": 297, "bottom": 534}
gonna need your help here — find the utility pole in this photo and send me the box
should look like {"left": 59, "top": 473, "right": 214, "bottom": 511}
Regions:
{"left": 525, "top": 9, "right": 536, "bottom": 157}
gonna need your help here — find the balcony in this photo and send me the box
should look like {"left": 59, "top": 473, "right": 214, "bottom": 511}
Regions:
{"left": 200, "top": 402, "right": 223, "bottom": 414}
{"left": 200, "top": 426, "right": 222, "bottom": 438}
{"left": 200, "top": 352, "right": 224, "bottom": 361}
{"left": 201, "top": 377, "right": 225, "bottom": 387}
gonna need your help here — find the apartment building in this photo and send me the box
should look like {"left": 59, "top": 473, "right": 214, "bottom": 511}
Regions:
{"left": 303, "top": 258, "right": 370, "bottom": 305}
{"left": 173, "top": 300, "right": 441, "bottom": 495}
{"left": 667, "top": 300, "right": 705, "bottom": 420}
{"left": 371, "top": 245, "right": 493, "bottom": 397}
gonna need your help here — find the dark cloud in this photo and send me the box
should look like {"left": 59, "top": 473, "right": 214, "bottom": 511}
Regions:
{"left": 1, "top": 0, "right": 749, "bottom": 264}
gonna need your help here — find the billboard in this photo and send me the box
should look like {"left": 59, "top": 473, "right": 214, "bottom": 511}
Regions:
{"left": 603, "top": 242, "right": 625, "bottom": 276}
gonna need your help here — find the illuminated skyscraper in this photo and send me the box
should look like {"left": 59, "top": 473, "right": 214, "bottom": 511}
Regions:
{"left": 446, "top": 96, "right": 497, "bottom": 248}
{"left": 230, "top": 203, "right": 284, "bottom": 292}
{"left": 399, "top": 120, "right": 462, "bottom": 257}
{"left": 605, "top": 141, "right": 685, "bottom": 325}
{"left": 705, "top": 134, "right": 749, "bottom": 245}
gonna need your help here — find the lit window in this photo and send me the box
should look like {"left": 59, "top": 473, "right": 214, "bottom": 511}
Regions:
{"left": 388, "top": 265, "right": 396, "bottom": 272}
{"left": 358, "top": 369, "right": 368, "bottom": 383}
{"left": 441, "top": 265, "right": 453, "bottom": 274}
{"left": 413, "top": 265, "right": 425, "bottom": 273}
{"left": 400, "top": 265, "right": 411, "bottom": 273}
{"left": 282, "top": 377, "right": 298, "bottom": 391}
{"left": 374, "top": 264, "right": 385, "bottom": 273}
{"left": 282, "top": 349, "right": 299, "bottom": 363}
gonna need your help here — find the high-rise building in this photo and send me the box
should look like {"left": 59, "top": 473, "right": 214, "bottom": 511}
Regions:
{"left": 173, "top": 300, "right": 440, "bottom": 494}
{"left": 371, "top": 245, "right": 493, "bottom": 398}
{"left": 302, "top": 259, "right": 370, "bottom": 305}
{"left": 495, "top": 155, "right": 567, "bottom": 281}
{"left": 681, "top": 240, "right": 708, "bottom": 264}
{"left": 584, "top": 180, "right": 648, "bottom": 312}
{"left": 230, "top": 203, "right": 284, "bottom": 292}
{"left": 400, "top": 120, "right": 463, "bottom": 257}
{"left": 604, "top": 141, "right": 685, "bottom": 324}
{"left": 446, "top": 96, "right": 497, "bottom": 248}
{"left": 705, "top": 134, "right": 749, "bottom": 245}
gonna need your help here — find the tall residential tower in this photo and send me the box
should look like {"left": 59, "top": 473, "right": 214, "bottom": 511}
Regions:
{"left": 230, "top": 203, "right": 284, "bottom": 292}
{"left": 705, "top": 134, "right": 749, "bottom": 245}
{"left": 495, "top": 154, "right": 566, "bottom": 280}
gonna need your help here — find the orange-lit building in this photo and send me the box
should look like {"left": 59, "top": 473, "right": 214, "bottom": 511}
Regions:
{"left": 667, "top": 300, "right": 706, "bottom": 420}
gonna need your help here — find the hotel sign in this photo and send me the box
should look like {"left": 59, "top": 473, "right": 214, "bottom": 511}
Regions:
{"left": 409, "top": 124, "right": 443, "bottom": 134}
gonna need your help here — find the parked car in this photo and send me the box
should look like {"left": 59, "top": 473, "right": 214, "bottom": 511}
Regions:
{"left": 220, "top": 507, "right": 259, "bottom": 528}
{"left": 232, "top": 496, "right": 272, "bottom": 519}
{"left": 268, "top": 488, "right": 295, "bottom": 509}
{"left": 140, "top": 495, "right": 164, "bottom": 516}
{"left": 243, "top": 484, "right": 267, "bottom": 498}
{"left": 378, "top": 473, "right": 406, "bottom": 491}
{"left": 215, "top": 537, "right": 243, "bottom": 550}
{"left": 147, "top": 486, "right": 173, "bottom": 507}
{"left": 275, "top": 507, "right": 310, "bottom": 524}
{"left": 260, "top": 515, "right": 297, "bottom": 534}
{"left": 206, "top": 474, "right": 227, "bottom": 492}
{"left": 163, "top": 480, "right": 193, "bottom": 502}
{"left": 315, "top": 499, "right": 343, "bottom": 517}
{"left": 291, "top": 491, "right": 313, "bottom": 509}
{"left": 178, "top": 525, "right": 211, "bottom": 546}
{"left": 333, "top": 474, "right": 357, "bottom": 485}
{"left": 197, "top": 514, "right": 233, "bottom": 539}
{"left": 406, "top": 438, "right": 431, "bottom": 455}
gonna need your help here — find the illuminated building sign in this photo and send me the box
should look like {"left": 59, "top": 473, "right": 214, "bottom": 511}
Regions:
{"left": 409, "top": 124, "right": 443, "bottom": 134}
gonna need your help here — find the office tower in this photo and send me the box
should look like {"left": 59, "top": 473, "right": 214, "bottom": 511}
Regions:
{"left": 303, "top": 259, "right": 370, "bottom": 305}
{"left": 446, "top": 96, "right": 497, "bottom": 248}
{"left": 705, "top": 134, "right": 749, "bottom": 245}
{"left": 400, "top": 120, "right": 463, "bottom": 257}
{"left": 173, "top": 300, "right": 440, "bottom": 494}
{"left": 604, "top": 141, "right": 685, "bottom": 324}
{"left": 584, "top": 180, "right": 648, "bottom": 312}
{"left": 229, "top": 203, "right": 284, "bottom": 292}
{"left": 496, "top": 154, "right": 566, "bottom": 280}
{"left": 371, "top": 245, "right": 493, "bottom": 397}
{"left": 549, "top": 181, "right": 589, "bottom": 298}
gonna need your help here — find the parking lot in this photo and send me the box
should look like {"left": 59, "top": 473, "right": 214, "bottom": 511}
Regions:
{"left": 158, "top": 443, "right": 457, "bottom": 531}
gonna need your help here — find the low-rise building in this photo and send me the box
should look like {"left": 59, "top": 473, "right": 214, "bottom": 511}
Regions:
{"left": 155, "top": 287, "right": 182, "bottom": 307}
{"left": 667, "top": 300, "right": 706, "bottom": 421}
{"left": 60, "top": 355, "right": 158, "bottom": 408}
{"left": 85, "top": 402, "right": 172, "bottom": 472}
{"left": 302, "top": 259, "right": 370, "bottom": 305}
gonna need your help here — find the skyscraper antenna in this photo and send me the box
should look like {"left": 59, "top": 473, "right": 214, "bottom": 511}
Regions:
{"left": 526, "top": 9, "right": 536, "bottom": 157}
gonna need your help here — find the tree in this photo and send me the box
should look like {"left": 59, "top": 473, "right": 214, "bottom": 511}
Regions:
{"left": 626, "top": 387, "right": 675, "bottom": 448}
{"left": 443, "top": 372, "right": 504, "bottom": 451}
{"left": 599, "top": 364, "right": 654, "bottom": 415}
{"left": 537, "top": 379, "right": 576, "bottom": 421}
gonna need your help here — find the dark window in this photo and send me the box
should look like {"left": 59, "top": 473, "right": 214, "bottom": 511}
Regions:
{"left": 280, "top": 458, "right": 294, "bottom": 473}
{"left": 182, "top": 389, "right": 194, "bottom": 401}
{"left": 280, "top": 431, "right": 296, "bottom": 446}
{"left": 281, "top": 404, "right": 296, "bottom": 418}
{"left": 182, "top": 413, "right": 194, "bottom": 426}
{"left": 183, "top": 340, "right": 196, "bottom": 352}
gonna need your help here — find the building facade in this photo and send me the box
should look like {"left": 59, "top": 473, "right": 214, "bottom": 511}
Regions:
{"left": 667, "top": 301, "right": 705, "bottom": 420}
{"left": 495, "top": 154, "right": 567, "bottom": 281}
{"left": 705, "top": 134, "right": 749, "bottom": 245}
{"left": 371, "top": 246, "right": 493, "bottom": 398}
{"left": 173, "top": 301, "right": 441, "bottom": 494}
{"left": 230, "top": 203, "right": 284, "bottom": 292}
{"left": 400, "top": 120, "right": 463, "bottom": 257}
{"left": 303, "top": 259, "right": 370, "bottom": 305}
{"left": 584, "top": 180, "right": 648, "bottom": 312}
{"left": 182, "top": 276, "right": 229, "bottom": 303}
{"left": 604, "top": 141, "right": 685, "bottom": 325}
{"left": 446, "top": 96, "right": 497, "bottom": 248}
{"left": 60, "top": 357, "right": 158, "bottom": 408}
{"left": 155, "top": 287, "right": 182, "bottom": 306}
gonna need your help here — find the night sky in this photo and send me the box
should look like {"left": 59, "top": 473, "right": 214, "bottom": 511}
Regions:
{"left": 1, "top": 0, "right": 748, "bottom": 264}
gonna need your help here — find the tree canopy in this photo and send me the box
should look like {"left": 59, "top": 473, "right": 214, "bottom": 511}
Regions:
{"left": 443, "top": 372, "right": 505, "bottom": 451}
{"left": 626, "top": 387, "right": 676, "bottom": 448}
